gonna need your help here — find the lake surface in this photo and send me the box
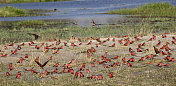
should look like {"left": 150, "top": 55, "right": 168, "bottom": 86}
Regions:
{"left": 0, "top": 0, "right": 175, "bottom": 26}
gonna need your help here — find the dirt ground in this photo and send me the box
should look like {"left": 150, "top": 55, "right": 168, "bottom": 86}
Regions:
{"left": 0, "top": 33, "right": 176, "bottom": 82}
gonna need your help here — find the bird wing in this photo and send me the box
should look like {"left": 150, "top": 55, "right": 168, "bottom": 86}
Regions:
{"left": 35, "top": 60, "right": 42, "bottom": 67}
{"left": 153, "top": 46, "right": 159, "bottom": 54}
{"left": 41, "top": 60, "right": 50, "bottom": 67}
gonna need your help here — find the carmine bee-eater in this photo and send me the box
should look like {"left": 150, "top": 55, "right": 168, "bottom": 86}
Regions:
{"left": 109, "top": 72, "right": 113, "bottom": 78}
{"left": 130, "top": 51, "right": 136, "bottom": 56}
{"left": 138, "top": 57, "right": 144, "bottom": 62}
{"left": 127, "top": 62, "right": 132, "bottom": 67}
{"left": 157, "top": 62, "right": 162, "bottom": 67}
{"left": 53, "top": 63, "right": 59, "bottom": 67}
{"left": 16, "top": 72, "right": 21, "bottom": 78}
{"left": 75, "top": 71, "right": 79, "bottom": 78}
{"left": 99, "top": 75, "right": 103, "bottom": 80}
{"left": 6, "top": 72, "right": 10, "bottom": 76}
{"left": 8, "top": 43, "right": 14, "bottom": 46}
{"left": 164, "top": 64, "right": 169, "bottom": 67}
{"left": 137, "top": 48, "right": 142, "bottom": 52}
{"left": 25, "top": 54, "right": 28, "bottom": 58}
{"left": 110, "top": 43, "right": 115, "bottom": 47}
{"left": 86, "top": 69, "right": 90, "bottom": 73}
{"left": 142, "top": 42, "right": 146, "bottom": 46}
{"left": 170, "top": 58, "right": 174, "bottom": 62}
{"left": 153, "top": 35, "right": 156, "bottom": 40}
{"left": 9, "top": 63, "right": 13, "bottom": 71}
{"left": 87, "top": 41, "right": 92, "bottom": 45}
{"left": 17, "top": 57, "right": 26, "bottom": 63}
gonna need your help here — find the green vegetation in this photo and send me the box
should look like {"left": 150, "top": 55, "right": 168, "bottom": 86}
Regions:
{"left": 0, "top": 6, "right": 55, "bottom": 17}
{"left": 0, "top": 6, "right": 27, "bottom": 17}
{"left": 108, "top": 3, "right": 176, "bottom": 17}
{"left": 0, "top": 17, "right": 175, "bottom": 44}
{"left": 0, "top": 0, "right": 71, "bottom": 4}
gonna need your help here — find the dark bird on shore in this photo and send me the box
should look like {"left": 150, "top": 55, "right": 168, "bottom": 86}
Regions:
{"left": 153, "top": 46, "right": 160, "bottom": 55}
{"left": 28, "top": 33, "right": 39, "bottom": 40}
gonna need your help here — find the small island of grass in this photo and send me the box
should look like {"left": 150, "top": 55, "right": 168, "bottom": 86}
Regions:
{"left": 108, "top": 3, "right": 176, "bottom": 17}
{"left": 0, "top": 6, "right": 54, "bottom": 17}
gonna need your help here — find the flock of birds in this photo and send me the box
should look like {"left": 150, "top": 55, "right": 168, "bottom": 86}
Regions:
{"left": 0, "top": 32, "right": 176, "bottom": 81}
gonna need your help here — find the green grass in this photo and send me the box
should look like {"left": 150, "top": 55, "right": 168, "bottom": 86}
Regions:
{"left": 0, "top": 17, "right": 175, "bottom": 44}
{"left": 0, "top": 0, "right": 71, "bottom": 4}
{"left": 0, "top": 6, "right": 28, "bottom": 17}
{"left": 0, "top": 6, "right": 54, "bottom": 17}
{"left": 108, "top": 3, "right": 176, "bottom": 17}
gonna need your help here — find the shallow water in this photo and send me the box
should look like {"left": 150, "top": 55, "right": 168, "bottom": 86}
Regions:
{"left": 0, "top": 0, "right": 175, "bottom": 26}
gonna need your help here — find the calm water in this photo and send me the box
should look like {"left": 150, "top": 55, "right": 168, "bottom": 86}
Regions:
{"left": 0, "top": 0, "right": 175, "bottom": 26}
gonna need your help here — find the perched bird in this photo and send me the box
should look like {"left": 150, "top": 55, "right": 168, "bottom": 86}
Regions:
{"left": 157, "top": 62, "right": 162, "bottom": 67}
{"left": 16, "top": 72, "right": 21, "bottom": 78}
{"left": 9, "top": 63, "right": 13, "bottom": 71}
{"left": 109, "top": 72, "right": 113, "bottom": 78}
{"left": 6, "top": 72, "right": 10, "bottom": 76}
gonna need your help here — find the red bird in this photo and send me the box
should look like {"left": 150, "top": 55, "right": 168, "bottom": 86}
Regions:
{"left": 99, "top": 75, "right": 103, "bottom": 80}
{"left": 153, "top": 35, "right": 156, "bottom": 40}
{"left": 156, "top": 40, "right": 161, "bottom": 46}
{"left": 71, "top": 43, "right": 77, "bottom": 47}
{"left": 148, "top": 38, "right": 153, "bottom": 41}
{"left": 157, "top": 62, "right": 162, "bottom": 67}
{"left": 142, "top": 42, "right": 146, "bottom": 46}
{"left": 16, "top": 72, "right": 21, "bottom": 78}
{"left": 164, "top": 64, "right": 169, "bottom": 67}
{"left": 39, "top": 73, "right": 43, "bottom": 78}
{"left": 92, "top": 19, "right": 96, "bottom": 26}
{"left": 9, "top": 63, "right": 13, "bottom": 71}
{"left": 6, "top": 72, "right": 10, "bottom": 76}
{"left": 112, "top": 56, "right": 119, "bottom": 59}
{"left": 86, "top": 69, "right": 90, "bottom": 73}
{"left": 116, "top": 62, "right": 121, "bottom": 66}
{"left": 137, "top": 48, "right": 142, "bottom": 52}
{"left": 124, "top": 42, "right": 128, "bottom": 46}
{"left": 138, "top": 57, "right": 144, "bottom": 62}
{"left": 75, "top": 71, "right": 79, "bottom": 78}
{"left": 80, "top": 72, "right": 84, "bottom": 78}
{"left": 87, "top": 41, "right": 92, "bottom": 45}
{"left": 90, "top": 62, "right": 95, "bottom": 67}
{"left": 110, "top": 43, "right": 115, "bottom": 47}
{"left": 109, "top": 72, "right": 113, "bottom": 78}
{"left": 25, "top": 54, "right": 28, "bottom": 58}
{"left": 112, "top": 38, "right": 115, "bottom": 42}
{"left": 165, "top": 56, "right": 170, "bottom": 61}
{"left": 127, "top": 62, "right": 132, "bottom": 67}
{"left": 170, "top": 58, "right": 174, "bottom": 62}
{"left": 17, "top": 57, "right": 26, "bottom": 63}
{"left": 9, "top": 43, "right": 14, "bottom": 46}
{"left": 131, "top": 51, "right": 136, "bottom": 56}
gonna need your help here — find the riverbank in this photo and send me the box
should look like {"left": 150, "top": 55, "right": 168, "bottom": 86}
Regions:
{"left": 107, "top": 3, "right": 176, "bottom": 17}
